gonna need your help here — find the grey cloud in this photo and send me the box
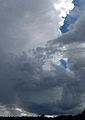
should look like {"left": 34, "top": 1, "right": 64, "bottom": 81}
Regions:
{"left": 0, "top": 45, "right": 85, "bottom": 115}
{"left": 1, "top": 20, "right": 85, "bottom": 115}
{"left": 47, "top": 14, "right": 85, "bottom": 47}
{"left": 0, "top": 50, "right": 83, "bottom": 115}
{"left": 0, "top": 0, "right": 58, "bottom": 53}
{"left": 0, "top": 0, "right": 85, "bottom": 116}
{"left": 16, "top": 13, "right": 85, "bottom": 114}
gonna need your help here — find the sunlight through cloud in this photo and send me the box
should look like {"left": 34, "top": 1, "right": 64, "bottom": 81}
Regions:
{"left": 53, "top": 0, "right": 74, "bottom": 27}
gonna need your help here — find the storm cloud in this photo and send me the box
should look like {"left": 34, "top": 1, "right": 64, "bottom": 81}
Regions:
{"left": 0, "top": 0, "right": 85, "bottom": 116}
{"left": 1, "top": 15, "right": 85, "bottom": 115}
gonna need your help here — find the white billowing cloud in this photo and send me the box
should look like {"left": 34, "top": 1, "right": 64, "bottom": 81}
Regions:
{"left": 0, "top": 104, "right": 36, "bottom": 116}
{"left": 52, "top": 0, "right": 74, "bottom": 27}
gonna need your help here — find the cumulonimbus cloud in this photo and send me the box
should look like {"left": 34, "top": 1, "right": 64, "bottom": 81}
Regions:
{"left": 1, "top": 0, "right": 85, "bottom": 116}
{"left": 0, "top": 13, "right": 85, "bottom": 115}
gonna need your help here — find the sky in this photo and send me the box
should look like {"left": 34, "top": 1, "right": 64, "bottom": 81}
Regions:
{"left": 0, "top": 0, "right": 85, "bottom": 116}
{"left": 60, "top": 0, "right": 85, "bottom": 33}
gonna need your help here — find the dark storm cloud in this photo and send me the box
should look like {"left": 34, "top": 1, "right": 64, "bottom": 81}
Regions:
{"left": 0, "top": 0, "right": 85, "bottom": 116}
{"left": 0, "top": 46, "right": 85, "bottom": 115}
{"left": 9, "top": 14, "right": 85, "bottom": 115}
{"left": 0, "top": 52, "right": 75, "bottom": 114}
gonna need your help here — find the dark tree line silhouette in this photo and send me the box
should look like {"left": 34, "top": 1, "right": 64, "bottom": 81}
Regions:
{"left": 0, "top": 109, "right": 85, "bottom": 120}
